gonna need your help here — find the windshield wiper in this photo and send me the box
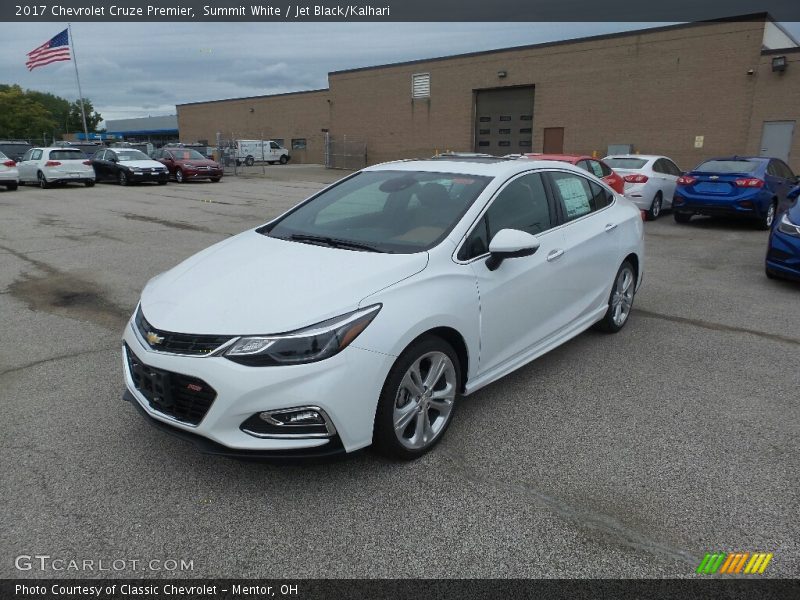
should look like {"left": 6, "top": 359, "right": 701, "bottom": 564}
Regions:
{"left": 288, "top": 234, "right": 383, "bottom": 253}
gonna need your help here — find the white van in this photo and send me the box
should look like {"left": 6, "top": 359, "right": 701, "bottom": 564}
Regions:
{"left": 234, "top": 140, "right": 290, "bottom": 166}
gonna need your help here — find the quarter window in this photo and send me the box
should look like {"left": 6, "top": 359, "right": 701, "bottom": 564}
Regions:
{"left": 22, "top": 149, "right": 33, "bottom": 161}
{"left": 588, "top": 161, "right": 605, "bottom": 179}
{"left": 31, "top": 149, "right": 42, "bottom": 161}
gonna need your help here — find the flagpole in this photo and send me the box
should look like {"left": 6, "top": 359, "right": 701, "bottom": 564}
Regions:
{"left": 67, "top": 23, "right": 89, "bottom": 141}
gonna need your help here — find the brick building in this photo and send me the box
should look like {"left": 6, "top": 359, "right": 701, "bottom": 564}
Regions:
{"left": 176, "top": 14, "right": 800, "bottom": 172}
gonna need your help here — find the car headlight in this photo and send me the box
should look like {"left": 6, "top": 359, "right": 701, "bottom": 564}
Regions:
{"left": 777, "top": 213, "right": 800, "bottom": 237}
{"left": 224, "top": 304, "right": 381, "bottom": 366}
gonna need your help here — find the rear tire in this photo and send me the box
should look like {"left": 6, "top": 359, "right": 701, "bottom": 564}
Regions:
{"left": 648, "top": 192, "right": 663, "bottom": 220}
{"left": 674, "top": 212, "right": 692, "bottom": 224}
{"left": 245, "top": 156, "right": 255, "bottom": 167}
{"left": 157, "top": 180, "right": 167, "bottom": 185}
{"left": 84, "top": 180, "right": 95, "bottom": 187}
{"left": 758, "top": 201, "right": 777, "bottom": 230}
{"left": 6, "top": 182, "right": 18, "bottom": 191}
{"left": 38, "top": 172, "right": 49, "bottom": 189}
{"left": 210, "top": 177, "right": 221, "bottom": 183}
{"left": 595, "top": 260, "right": 636, "bottom": 333}
{"left": 765, "top": 266, "right": 777, "bottom": 280}
{"left": 373, "top": 336, "right": 461, "bottom": 460}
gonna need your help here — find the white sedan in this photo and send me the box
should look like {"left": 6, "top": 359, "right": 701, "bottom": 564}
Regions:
{"left": 603, "top": 154, "right": 683, "bottom": 220}
{"left": 0, "top": 151, "right": 19, "bottom": 190}
{"left": 17, "top": 147, "right": 95, "bottom": 188}
{"left": 122, "top": 158, "right": 644, "bottom": 459}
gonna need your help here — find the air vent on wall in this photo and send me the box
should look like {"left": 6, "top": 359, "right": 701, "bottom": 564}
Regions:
{"left": 412, "top": 73, "right": 431, "bottom": 98}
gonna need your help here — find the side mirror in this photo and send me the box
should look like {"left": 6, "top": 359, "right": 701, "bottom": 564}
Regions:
{"left": 485, "top": 229, "right": 541, "bottom": 271}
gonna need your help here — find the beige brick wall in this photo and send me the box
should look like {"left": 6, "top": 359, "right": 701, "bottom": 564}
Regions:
{"left": 328, "top": 19, "right": 775, "bottom": 170}
{"left": 177, "top": 90, "right": 331, "bottom": 164}
{"left": 745, "top": 50, "right": 800, "bottom": 173}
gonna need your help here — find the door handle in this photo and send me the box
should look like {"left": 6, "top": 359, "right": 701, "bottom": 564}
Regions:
{"left": 546, "top": 249, "right": 565, "bottom": 262}
{"left": 605, "top": 223, "right": 618, "bottom": 232}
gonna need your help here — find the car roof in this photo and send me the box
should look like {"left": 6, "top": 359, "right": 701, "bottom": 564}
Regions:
{"left": 365, "top": 158, "right": 589, "bottom": 178}
{"left": 703, "top": 156, "right": 768, "bottom": 162}
{"left": 604, "top": 154, "right": 663, "bottom": 160}
{"left": 523, "top": 153, "right": 592, "bottom": 163}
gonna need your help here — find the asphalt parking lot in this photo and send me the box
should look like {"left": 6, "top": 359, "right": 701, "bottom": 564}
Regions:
{"left": 1, "top": 165, "right": 797, "bottom": 579}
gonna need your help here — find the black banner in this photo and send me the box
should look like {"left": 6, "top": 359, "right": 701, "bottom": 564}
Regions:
{"left": 2, "top": 579, "right": 800, "bottom": 600}
{"left": 2, "top": 0, "right": 800, "bottom": 22}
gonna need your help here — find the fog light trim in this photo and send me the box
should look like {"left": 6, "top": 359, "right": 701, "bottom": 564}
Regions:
{"left": 240, "top": 405, "right": 337, "bottom": 439}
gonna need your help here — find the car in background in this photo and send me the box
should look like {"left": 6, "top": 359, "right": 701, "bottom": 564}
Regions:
{"left": 91, "top": 148, "right": 168, "bottom": 186}
{"left": 0, "top": 150, "right": 19, "bottom": 190}
{"left": 154, "top": 147, "right": 223, "bottom": 183}
{"left": 17, "top": 147, "right": 95, "bottom": 188}
{"left": 765, "top": 184, "right": 800, "bottom": 281}
{"left": 0, "top": 140, "right": 33, "bottom": 163}
{"left": 523, "top": 154, "right": 624, "bottom": 194}
{"left": 603, "top": 154, "right": 682, "bottom": 220}
{"left": 673, "top": 157, "right": 798, "bottom": 229}
{"left": 122, "top": 158, "right": 644, "bottom": 459}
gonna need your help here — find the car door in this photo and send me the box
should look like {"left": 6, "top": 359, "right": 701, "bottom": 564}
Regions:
{"left": 659, "top": 158, "right": 681, "bottom": 206}
{"left": 91, "top": 150, "right": 107, "bottom": 180}
{"left": 459, "top": 171, "right": 570, "bottom": 377}
{"left": 18, "top": 149, "right": 35, "bottom": 181}
{"left": 770, "top": 159, "right": 796, "bottom": 214}
{"left": 545, "top": 170, "right": 620, "bottom": 324}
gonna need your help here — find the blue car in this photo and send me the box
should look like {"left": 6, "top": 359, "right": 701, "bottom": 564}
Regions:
{"left": 673, "top": 156, "right": 798, "bottom": 229}
{"left": 766, "top": 185, "right": 800, "bottom": 282}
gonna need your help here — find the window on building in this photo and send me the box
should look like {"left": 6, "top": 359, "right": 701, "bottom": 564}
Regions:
{"left": 479, "top": 129, "right": 490, "bottom": 135}
{"left": 498, "top": 141, "right": 511, "bottom": 147}
{"left": 519, "top": 141, "right": 532, "bottom": 147}
{"left": 519, "top": 128, "right": 532, "bottom": 134}
{"left": 291, "top": 139, "right": 307, "bottom": 150}
{"left": 411, "top": 73, "right": 431, "bottom": 98}
{"left": 499, "top": 129, "right": 511, "bottom": 135}
{"left": 499, "top": 116, "right": 512, "bottom": 121}
{"left": 520, "top": 115, "right": 533, "bottom": 121}
{"left": 478, "top": 141, "right": 490, "bottom": 147}
{"left": 479, "top": 116, "right": 491, "bottom": 123}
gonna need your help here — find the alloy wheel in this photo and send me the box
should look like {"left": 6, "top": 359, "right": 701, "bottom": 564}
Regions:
{"left": 765, "top": 203, "right": 775, "bottom": 227}
{"left": 611, "top": 266, "right": 635, "bottom": 327}
{"left": 176, "top": 170, "right": 184, "bottom": 183}
{"left": 392, "top": 351, "right": 457, "bottom": 451}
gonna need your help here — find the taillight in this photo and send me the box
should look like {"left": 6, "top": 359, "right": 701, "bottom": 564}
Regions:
{"left": 677, "top": 175, "right": 697, "bottom": 185}
{"left": 3, "top": 160, "right": 15, "bottom": 167}
{"left": 640, "top": 210, "right": 647, "bottom": 221}
{"left": 83, "top": 160, "right": 92, "bottom": 165}
{"left": 623, "top": 174, "right": 649, "bottom": 184}
{"left": 45, "top": 160, "right": 61, "bottom": 167}
{"left": 734, "top": 178, "right": 764, "bottom": 188}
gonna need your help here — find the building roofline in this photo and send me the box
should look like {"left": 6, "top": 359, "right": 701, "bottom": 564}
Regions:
{"left": 329, "top": 13, "right": 771, "bottom": 76}
{"left": 762, "top": 46, "right": 800, "bottom": 55}
{"left": 765, "top": 15, "right": 800, "bottom": 46}
{"left": 177, "top": 88, "right": 329, "bottom": 107}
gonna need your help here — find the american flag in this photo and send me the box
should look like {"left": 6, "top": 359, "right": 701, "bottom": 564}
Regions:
{"left": 26, "top": 29, "right": 71, "bottom": 71}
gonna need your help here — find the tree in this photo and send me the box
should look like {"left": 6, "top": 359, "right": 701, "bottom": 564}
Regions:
{"left": 68, "top": 99, "right": 102, "bottom": 132}
{"left": 0, "top": 85, "right": 57, "bottom": 139}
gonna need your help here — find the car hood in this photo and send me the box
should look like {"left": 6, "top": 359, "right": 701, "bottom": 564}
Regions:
{"left": 140, "top": 230, "right": 429, "bottom": 335}
{"left": 177, "top": 159, "right": 219, "bottom": 167}
{"left": 120, "top": 159, "right": 166, "bottom": 169}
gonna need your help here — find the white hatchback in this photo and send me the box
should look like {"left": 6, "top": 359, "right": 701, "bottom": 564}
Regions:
{"left": 0, "top": 151, "right": 19, "bottom": 191}
{"left": 18, "top": 147, "right": 95, "bottom": 188}
{"left": 603, "top": 154, "right": 683, "bottom": 220}
{"left": 122, "top": 158, "right": 644, "bottom": 459}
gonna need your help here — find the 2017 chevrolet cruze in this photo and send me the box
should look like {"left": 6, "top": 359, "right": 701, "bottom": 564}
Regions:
{"left": 122, "top": 157, "right": 644, "bottom": 459}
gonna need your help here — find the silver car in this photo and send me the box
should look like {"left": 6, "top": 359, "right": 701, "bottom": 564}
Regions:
{"left": 603, "top": 154, "right": 683, "bottom": 220}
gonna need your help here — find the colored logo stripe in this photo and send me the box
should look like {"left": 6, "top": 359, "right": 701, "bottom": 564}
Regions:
{"left": 697, "top": 552, "right": 773, "bottom": 574}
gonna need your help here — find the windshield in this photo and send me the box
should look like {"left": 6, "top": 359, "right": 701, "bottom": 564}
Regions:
{"left": 0, "top": 151, "right": 8, "bottom": 160}
{"left": 264, "top": 170, "right": 492, "bottom": 253}
{"left": 170, "top": 149, "right": 206, "bottom": 160}
{"left": 49, "top": 150, "right": 86, "bottom": 160}
{"left": 695, "top": 159, "right": 761, "bottom": 174}
{"left": 604, "top": 158, "right": 647, "bottom": 170}
{"left": 114, "top": 150, "right": 150, "bottom": 161}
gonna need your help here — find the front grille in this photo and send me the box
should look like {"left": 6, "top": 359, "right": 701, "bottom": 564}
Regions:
{"left": 125, "top": 344, "right": 216, "bottom": 425}
{"left": 135, "top": 306, "right": 232, "bottom": 355}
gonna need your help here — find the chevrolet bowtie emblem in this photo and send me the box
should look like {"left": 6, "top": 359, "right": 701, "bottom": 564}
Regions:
{"left": 146, "top": 331, "right": 165, "bottom": 345}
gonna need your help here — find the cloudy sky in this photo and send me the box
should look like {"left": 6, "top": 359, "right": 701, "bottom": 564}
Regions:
{"left": 3, "top": 21, "right": 800, "bottom": 126}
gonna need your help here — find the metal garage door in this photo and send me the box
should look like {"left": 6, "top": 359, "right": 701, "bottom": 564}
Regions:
{"left": 474, "top": 86, "right": 535, "bottom": 156}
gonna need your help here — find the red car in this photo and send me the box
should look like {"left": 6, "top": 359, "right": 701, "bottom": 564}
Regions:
{"left": 522, "top": 154, "right": 625, "bottom": 193}
{"left": 155, "top": 148, "right": 223, "bottom": 183}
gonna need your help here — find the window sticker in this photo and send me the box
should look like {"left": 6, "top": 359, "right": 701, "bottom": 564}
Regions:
{"left": 555, "top": 177, "right": 591, "bottom": 219}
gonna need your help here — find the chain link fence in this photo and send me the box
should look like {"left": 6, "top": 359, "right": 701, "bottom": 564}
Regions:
{"left": 324, "top": 134, "right": 367, "bottom": 170}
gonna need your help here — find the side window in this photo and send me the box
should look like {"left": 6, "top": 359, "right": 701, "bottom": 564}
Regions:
{"left": 588, "top": 160, "right": 605, "bottom": 179}
{"left": 549, "top": 172, "right": 596, "bottom": 221}
{"left": 652, "top": 159, "right": 667, "bottom": 174}
{"left": 270, "top": 142, "right": 280, "bottom": 150}
{"left": 22, "top": 149, "right": 33, "bottom": 161}
{"left": 665, "top": 160, "right": 682, "bottom": 176}
{"left": 31, "top": 149, "right": 42, "bottom": 161}
{"left": 589, "top": 181, "right": 613, "bottom": 210}
{"left": 767, "top": 161, "right": 779, "bottom": 177}
{"left": 777, "top": 160, "right": 795, "bottom": 180}
{"left": 458, "top": 173, "right": 552, "bottom": 261}
{"left": 576, "top": 160, "right": 591, "bottom": 172}
{"left": 598, "top": 161, "right": 612, "bottom": 177}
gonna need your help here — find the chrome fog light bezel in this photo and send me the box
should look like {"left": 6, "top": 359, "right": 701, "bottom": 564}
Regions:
{"left": 241, "top": 406, "right": 337, "bottom": 439}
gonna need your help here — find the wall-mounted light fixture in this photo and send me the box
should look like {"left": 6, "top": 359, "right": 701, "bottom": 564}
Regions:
{"left": 249, "top": 107, "right": 255, "bottom": 112}
{"left": 747, "top": 68, "right": 755, "bottom": 75}
{"left": 497, "top": 70, "right": 507, "bottom": 78}
{"left": 772, "top": 56, "right": 787, "bottom": 72}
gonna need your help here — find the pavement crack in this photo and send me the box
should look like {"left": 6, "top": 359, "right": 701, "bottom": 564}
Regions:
{"left": 440, "top": 447, "right": 699, "bottom": 566}
{"left": 633, "top": 308, "right": 800, "bottom": 346}
{"left": 0, "top": 346, "right": 117, "bottom": 379}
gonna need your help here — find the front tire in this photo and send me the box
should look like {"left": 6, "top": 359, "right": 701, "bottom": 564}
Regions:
{"left": 373, "top": 336, "right": 461, "bottom": 460}
{"left": 84, "top": 180, "right": 95, "bottom": 187}
{"left": 175, "top": 169, "right": 185, "bottom": 183}
{"left": 245, "top": 156, "right": 255, "bottom": 167}
{"left": 758, "top": 201, "right": 777, "bottom": 230}
{"left": 648, "top": 192, "right": 663, "bottom": 220}
{"left": 210, "top": 177, "right": 221, "bottom": 183}
{"left": 595, "top": 261, "right": 636, "bottom": 333}
{"left": 279, "top": 155, "right": 288, "bottom": 165}
{"left": 118, "top": 171, "right": 128, "bottom": 186}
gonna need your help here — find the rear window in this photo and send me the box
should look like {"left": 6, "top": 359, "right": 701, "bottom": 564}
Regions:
{"left": 695, "top": 160, "right": 761, "bottom": 174}
{"left": 0, "top": 151, "right": 8, "bottom": 160}
{"left": 49, "top": 150, "right": 86, "bottom": 160}
{"left": 604, "top": 158, "right": 647, "bottom": 170}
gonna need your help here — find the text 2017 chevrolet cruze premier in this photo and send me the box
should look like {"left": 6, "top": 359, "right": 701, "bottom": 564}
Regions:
{"left": 122, "top": 157, "right": 644, "bottom": 459}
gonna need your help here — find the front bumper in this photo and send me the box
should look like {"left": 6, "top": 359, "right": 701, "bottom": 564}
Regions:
{"left": 121, "top": 318, "right": 393, "bottom": 455}
{"left": 183, "top": 169, "right": 223, "bottom": 180}
{"left": 129, "top": 171, "right": 169, "bottom": 183}
{"left": 766, "top": 229, "right": 800, "bottom": 281}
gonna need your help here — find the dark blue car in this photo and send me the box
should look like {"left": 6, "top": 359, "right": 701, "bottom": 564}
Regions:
{"left": 673, "top": 156, "right": 798, "bottom": 229}
{"left": 766, "top": 185, "right": 800, "bottom": 282}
